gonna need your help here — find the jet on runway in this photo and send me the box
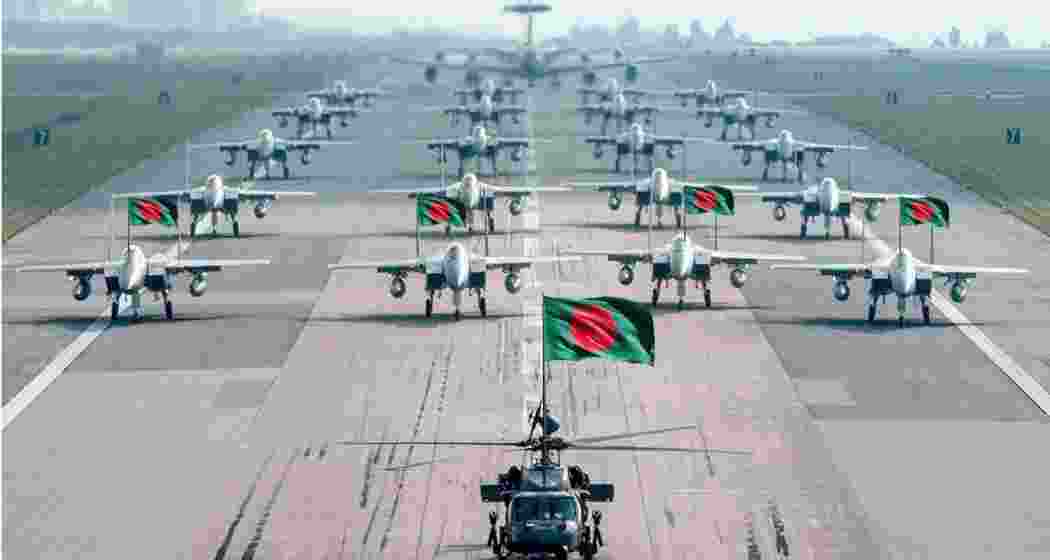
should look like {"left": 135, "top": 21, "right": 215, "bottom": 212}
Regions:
{"left": 577, "top": 91, "right": 686, "bottom": 136}
{"left": 328, "top": 244, "right": 581, "bottom": 319}
{"left": 194, "top": 128, "right": 355, "bottom": 180}
{"left": 750, "top": 177, "right": 924, "bottom": 239}
{"left": 113, "top": 175, "right": 316, "bottom": 238}
{"left": 454, "top": 79, "right": 525, "bottom": 105}
{"left": 697, "top": 98, "right": 805, "bottom": 141}
{"left": 428, "top": 93, "right": 528, "bottom": 130}
{"left": 272, "top": 98, "right": 366, "bottom": 139}
{"left": 418, "top": 124, "right": 542, "bottom": 176}
{"left": 16, "top": 244, "right": 270, "bottom": 321}
{"left": 569, "top": 167, "right": 757, "bottom": 229}
{"left": 373, "top": 172, "right": 569, "bottom": 234}
{"left": 673, "top": 80, "right": 751, "bottom": 108}
{"left": 772, "top": 247, "right": 1029, "bottom": 326}
{"left": 577, "top": 77, "right": 665, "bottom": 105}
{"left": 306, "top": 80, "right": 387, "bottom": 108}
{"left": 722, "top": 130, "right": 868, "bottom": 183}
{"left": 585, "top": 123, "right": 708, "bottom": 174}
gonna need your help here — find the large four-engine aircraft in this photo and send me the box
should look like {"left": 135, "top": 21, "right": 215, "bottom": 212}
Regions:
{"left": 697, "top": 98, "right": 805, "bottom": 141}
{"left": 749, "top": 177, "right": 925, "bottom": 239}
{"left": 328, "top": 244, "right": 580, "bottom": 319}
{"left": 772, "top": 248, "right": 1029, "bottom": 326}
{"left": 569, "top": 167, "right": 757, "bottom": 228}
{"left": 418, "top": 124, "right": 542, "bottom": 176}
{"left": 373, "top": 172, "right": 569, "bottom": 233}
{"left": 272, "top": 97, "right": 366, "bottom": 139}
{"left": 194, "top": 129, "right": 355, "bottom": 180}
{"left": 306, "top": 80, "right": 387, "bottom": 108}
{"left": 112, "top": 175, "right": 316, "bottom": 238}
{"left": 586, "top": 122, "right": 707, "bottom": 173}
{"left": 722, "top": 130, "right": 868, "bottom": 183}
{"left": 16, "top": 245, "right": 270, "bottom": 321}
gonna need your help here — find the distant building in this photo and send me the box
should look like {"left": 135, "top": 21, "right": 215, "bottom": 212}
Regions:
{"left": 984, "top": 30, "right": 1010, "bottom": 48}
{"left": 931, "top": 37, "right": 946, "bottom": 48}
{"left": 949, "top": 26, "right": 961, "bottom": 48}
{"left": 713, "top": 19, "right": 735, "bottom": 43}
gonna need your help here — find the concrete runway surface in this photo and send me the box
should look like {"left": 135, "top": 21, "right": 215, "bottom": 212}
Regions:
{"left": 3, "top": 59, "right": 1050, "bottom": 560}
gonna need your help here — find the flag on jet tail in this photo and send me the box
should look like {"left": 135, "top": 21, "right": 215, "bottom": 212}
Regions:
{"left": 684, "top": 185, "right": 735, "bottom": 216}
{"left": 543, "top": 296, "right": 655, "bottom": 366}
{"left": 417, "top": 194, "right": 466, "bottom": 227}
{"left": 128, "top": 197, "right": 178, "bottom": 226}
{"left": 900, "top": 196, "right": 950, "bottom": 227}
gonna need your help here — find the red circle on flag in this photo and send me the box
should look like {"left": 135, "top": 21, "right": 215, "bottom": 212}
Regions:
{"left": 136, "top": 200, "right": 163, "bottom": 221}
{"left": 910, "top": 201, "right": 933, "bottom": 221}
{"left": 569, "top": 304, "right": 617, "bottom": 353}
{"left": 693, "top": 189, "right": 716, "bottom": 211}
{"left": 428, "top": 201, "right": 451, "bottom": 222}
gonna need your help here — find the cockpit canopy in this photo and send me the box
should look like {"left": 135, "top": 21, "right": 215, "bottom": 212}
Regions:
{"left": 510, "top": 494, "right": 578, "bottom": 523}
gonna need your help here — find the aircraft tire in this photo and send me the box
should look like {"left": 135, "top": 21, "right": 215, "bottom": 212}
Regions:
{"left": 867, "top": 304, "right": 876, "bottom": 323}
{"left": 454, "top": 308, "right": 461, "bottom": 321}
{"left": 676, "top": 213, "right": 682, "bottom": 229}
{"left": 164, "top": 300, "right": 174, "bottom": 320}
{"left": 843, "top": 221, "right": 851, "bottom": 239}
{"left": 479, "top": 297, "right": 487, "bottom": 317}
{"left": 425, "top": 298, "right": 433, "bottom": 318}
{"left": 800, "top": 223, "right": 807, "bottom": 239}
{"left": 922, "top": 305, "right": 931, "bottom": 325}
{"left": 704, "top": 289, "right": 712, "bottom": 308}
{"left": 651, "top": 287, "right": 659, "bottom": 306}
{"left": 677, "top": 299, "right": 684, "bottom": 311}
{"left": 825, "top": 230, "right": 831, "bottom": 240}
{"left": 232, "top": 221, "right": 240, "bottom": 238}
{"left": 898, "top": 315, "right": 904, "bottom": 328}
{"left": 111, "top": 301, "right": 120, "bottom": 321}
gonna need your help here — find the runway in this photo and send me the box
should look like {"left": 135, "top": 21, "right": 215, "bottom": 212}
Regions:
{"left": 4, "top": 58, "right": 1050, "bottom": 559}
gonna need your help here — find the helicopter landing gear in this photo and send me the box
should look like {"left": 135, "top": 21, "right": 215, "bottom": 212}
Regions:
{"left": 488, "top": 511, "right": 507, "bottom": 558}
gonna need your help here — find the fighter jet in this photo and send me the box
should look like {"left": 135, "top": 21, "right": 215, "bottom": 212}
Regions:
{"left": 577, "top": 77, "right": 657, "bottom": 105}
{"left": 697, "top": 98, "right": 805, "bottom": 141}
{"left": 771, "top": 247, "right": 1029, "bottom": 326}
{"left": 418, "top": 124, "right": 542, "bottom": 176}
{"left": 431, "top": 94, "right": 529, "bottom": 130}
{"left": 454, "top": 78, "right": 525, "bottom": 105}
{"left": 577, "top": 92, "right": 669, "bottom": 136}
{"left": 725, "top": 130, "right": 868, "bottom": 183}
{"left": 271, "top": 97, "right": 366, "bottom": 139}
{"left": 751, "top": 177, "right": 925, "bottom": 239}
{"left": 373, "top": 172, "right": 570, "bottom": 234}
{"left": 16, "top": 244, "right": 270, "bottom": 321}
{"left": 569, "top": 167, "right": 757, "bottom": 229}
{"left": 585, "top": 122, "right": 707, "bottom": 173}
{"left": 113, "top": 175, "right": 316, "bottom": 238}
{"left": 306, "top": 80, "right": 387, "bottom": 108}
{"left": 673, "top": 80, "right": 751, "bottom": 108}
{"left": 193, "top": 129, "right": 354, "bottom": 180}
{"left": 328, "top": 244, "right": 581, "bottom": 319}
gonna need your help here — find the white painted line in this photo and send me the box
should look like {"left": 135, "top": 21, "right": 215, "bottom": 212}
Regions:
{"left": 2, "top": 239, "right": 188, "bottom": 430}
{"left": 846, "top": 216, "right": 1050, "bottom": 417}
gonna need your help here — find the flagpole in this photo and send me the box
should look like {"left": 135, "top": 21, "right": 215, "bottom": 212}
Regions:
{"left": 929, "top": 222, "right": 934, "bottom": 264}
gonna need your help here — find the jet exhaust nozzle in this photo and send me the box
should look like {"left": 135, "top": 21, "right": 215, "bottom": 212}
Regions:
{"left": 189, "top": 273, "right": 208, "bottom": 297}
{"left": 72, "top": 277, "right": 92, "bottom": 301}
{"left": 773, "top": 205, "right": 787, "bottom": 221}
{"left": 618, "top": 265, "right": 634, "bottom": 286}
{"left": 833, "top": 280, "right": 850, "bottom": 301}
{"left": 389, "top": 276, "right": 407, "bottom": 299}
{"left": 950, "top": 281, "right": 967, "bottom": 303}
{"left": 504, "top": 272, "right": 522, "bottom": 294}
{"left": 864, "top": 202, "right": 882, "bottom": 222}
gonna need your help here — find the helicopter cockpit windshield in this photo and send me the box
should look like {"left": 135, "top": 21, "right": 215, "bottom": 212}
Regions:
{"left": 512, "top": 495, "right": 578, "bottom": 523}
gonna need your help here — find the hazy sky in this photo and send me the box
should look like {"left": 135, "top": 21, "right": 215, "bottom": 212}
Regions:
{"left": 257, "top": 2, "right": 1047, "bottom": 47}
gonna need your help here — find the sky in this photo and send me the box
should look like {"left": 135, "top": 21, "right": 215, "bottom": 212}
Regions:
{"left": 256, "top": 1, "right": 1048, "bottom": 47}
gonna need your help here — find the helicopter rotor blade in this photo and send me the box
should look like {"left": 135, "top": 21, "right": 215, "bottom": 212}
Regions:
{"left": 337, "top": 439, "right": 524, "bottom": 448}
{"left": 568, "top": 443, "right": 752, "bottom": 455}
{"left": 569, "top": 424, "right": 700, "bottom": 445}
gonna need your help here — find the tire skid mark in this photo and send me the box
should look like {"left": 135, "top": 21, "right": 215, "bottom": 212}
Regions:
{"left": 415, "top": 345, "right": 454, "bottom": 558}
{"left": 695, "top": 415, "right": 717, "bottom": 478}
{"left": 212, "top": 450, "right": 276, "bottom": 560}
{"left": 240, "top": 448, "right": 300, "bottom": 560}
{"left": 378, "top": 349, "right": 443, "bottom": 552}
{"left": 614, "top": 365, "right": 657, "bottom": 559}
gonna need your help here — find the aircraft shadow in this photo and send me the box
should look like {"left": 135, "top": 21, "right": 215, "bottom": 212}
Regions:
{"left": 86, "top": 232, "right": 283, "bottom": 242}
{"left": 3, "top": 316, "right": 100, "bottom": 333}
{"left": 315, "top": 310, "right": 523, "bottom": 325}
{"left": 649, "top": 302, "right": 773, "bottom": 315}
{"left": 397, "top": 170, "right": 534, "bottom": 180}
{"left": 341, "top": 228, "right": 527, "bottom": 241}
{"left": 727, "top": 233, "right": 848, "bottom": 245}
{"left": 751, "top": 316, "right": 1006, "bottom": 332}
{"left": 560, "top": 221, "right": 714, "bottom": 233}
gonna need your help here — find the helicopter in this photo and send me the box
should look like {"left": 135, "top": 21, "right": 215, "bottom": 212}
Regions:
{"left": 339, "top": 362, "right": 751, "bottom": 559}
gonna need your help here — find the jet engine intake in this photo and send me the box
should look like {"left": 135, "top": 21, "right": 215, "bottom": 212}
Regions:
{"left": 424, "top": 66, "right": 439, "bottom": 84}
{"left": 508, "top": 196, "right": 525, "bottom": 216}
{"left": 816, "top": 152, "right": 828, "bottom": 169}
{"left": 278, "top": 117, "right": 288, "bottom": 128}
{"left": 254, "top": 201, "right": 271, "bottom": 219}
{"left": 607, "top": 191, "right": 623, "bottom": 210}
{"left": 72, "top": 277, "right": 92, "bottom": 301}
{"left": 300, "top": 150, "right": 312, "bottom": 165}
{"left": 189, "top": 273, "right": 208, "bottom": 297}
{"left": 729, "top": 267, "right": 748, "bottom": 288}
{"left": 773, "top": 205, "right": 787, "bottom": 221}
{"left": 510, "top": 147, "right": 524, "bottom": 162}
{"left": 833, "top": 280, "right": 850, "bottom": 301}
{"left": 618, "top": 265, "right": 634, "bottom": 286}
{"left": 504, "top": 272, "right": 522, "bottom": 294}
{"left": 389, "top": 276, "right": 407, "bottom": 299}
{"left": 582, "top": 70, "right": 597, "bottom": 87}
{"left": 949, "top": 281, "right": 968, "bottom": 303}
{"left": 864, "top": 201, "right": 882, "bottom": 222}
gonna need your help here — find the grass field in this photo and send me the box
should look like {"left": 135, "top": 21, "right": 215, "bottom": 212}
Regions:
{"left": 2, "top": 51, "right": 370, "bottom": 241}
{"left": 792, "top": 94, "right": 1050, "bottom": 233}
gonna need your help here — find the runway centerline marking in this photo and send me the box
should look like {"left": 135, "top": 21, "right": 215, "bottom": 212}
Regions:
{"left": 847, "top": 215, "right": 1050, "bottom": 417}
{"left": 2, "top": 239, "right": 189, "bottom": 430}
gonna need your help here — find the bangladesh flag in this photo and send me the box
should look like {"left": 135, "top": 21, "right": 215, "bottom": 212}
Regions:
{"left": 900, "top": 196, "right": 950, "bottom": 228}
{"left": 129, "top": 197, "right": 178, "bottom": 226}
{"left": 543, "top": 296, "right": 655, "bottom": 366}
{"left": 684, "top": 185, "right": 735, "bottom": 215}
{"left": 417, "top": 194, "right": 466, "bottom": 227}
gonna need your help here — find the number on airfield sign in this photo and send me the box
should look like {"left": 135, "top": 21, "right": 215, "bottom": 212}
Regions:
{"left": 1006, "top": 128, "right": 1023, "bottom": 145}
{"left": 33, "top": 127, "right": 50, "bottom": 147}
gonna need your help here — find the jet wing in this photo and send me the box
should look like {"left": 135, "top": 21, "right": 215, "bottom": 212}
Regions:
{"left": 922, "top": 264, "right": 1030, "bottom": 278}
{"left": 111, "top": 190, "right": 192, "bottom": 201}
{"left": 730, "top": 140, "right": 773, "bottom": 151}
{"left": 770, "top": 263, "right": 874, "bottom": 279}
{"left": 847, "top": 192, "right": 923, "bottom": 203}
{"left": 495, "top": 137, "right": 544, "bottom": 149}
{"left": 652, "top": 136, "right": 708, "bottom": 146}
{"left": 758, "top": 191, "right": 805, "bottom": 204}
{"left": 675, "top": 180, "right": 758, "bottom": 193}
{"left": 567, "top": 181, "right": 640, "bottom": 194}
{"left": 16, "top": 261, "right": 121, "bottom": 275}
{"left": 485, "top": 185, "right": 572, "bottom": 195}
{"left": 370, "top": 185, "right": 454, "bottom": 197}
{"left": 235, "top": 190, "right": 317, "bottom": 202}
{"left": 562, "top": 249, "right": 653, "bottom": 265}
{"left": 424, "top": 139, "right": 464, "bottom": 150}
{"left": 324, "top": 107, "right": 364, "bottom": 118}
{"left": 329, "top": 258, "right": 425, "bottom": 275}
{"left": 164, "top": 258, "right": 271, "bottom": 274}
{"left": 495, "top": 106, "right": 528, "bottom": 117}
{"left": 558, "top": 56, "right": 679, "bottom": 75}
{"left": 706, "top": 250, "right": 806, "bottom": 267}
{"left": 271, "top": 108, "right": 301, "bottom": 118}
{"left": 696, "top": 107, "right": 726, "bottom": 118}
{"left": 390, "top": 56, "right": 514, "bottom": 75}
{"left": 192, "top": 141, "right": 254, "bottom": 151}
{"left": 283, "top": 140, "right": 355, "bottom": 151}
{"left": 584, "top": 136, "right": 619, "bottom": 147}
{"left": 577, "top": 105, "right": 607, "bottom": 116}
{"left": 800, "top": 142, "right": 869, "bottom": 154}
{"left": 479, "top": 255, "right": 582, "bottom": 271}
